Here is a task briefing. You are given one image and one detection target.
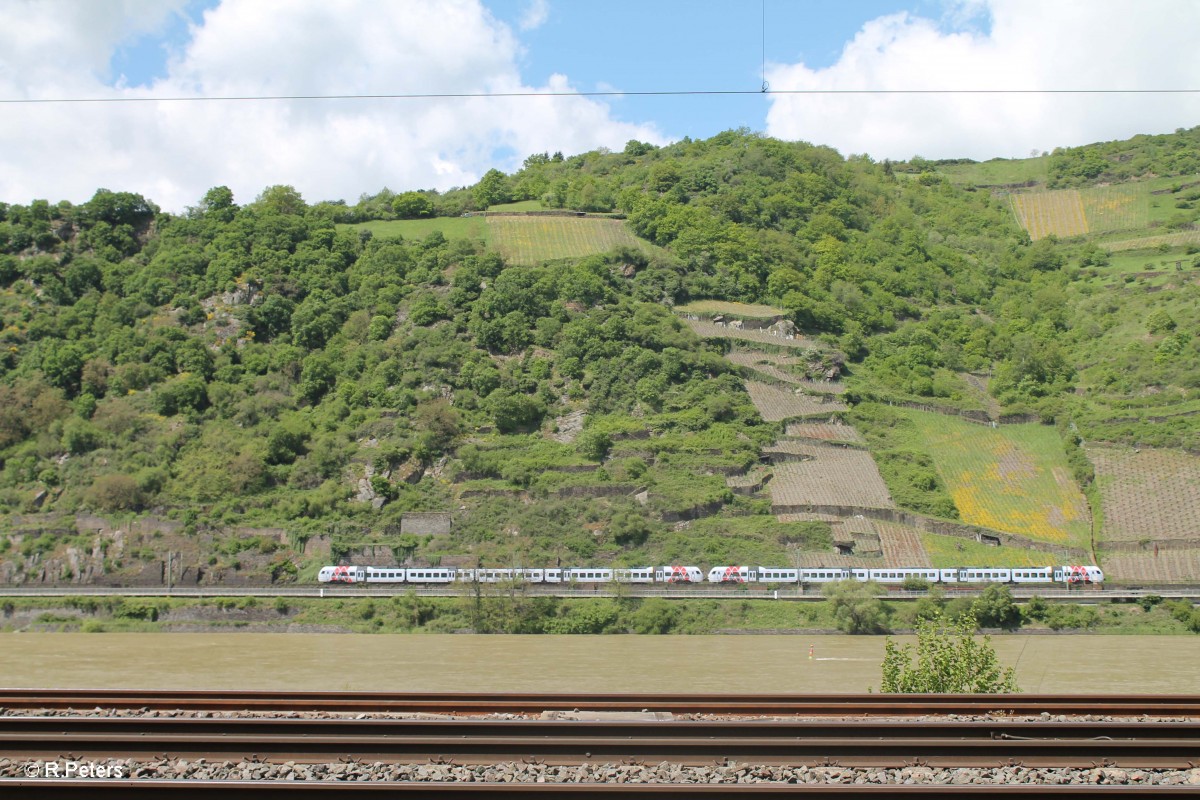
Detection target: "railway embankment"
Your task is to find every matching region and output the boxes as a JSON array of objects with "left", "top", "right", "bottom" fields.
[{"left": 0, "top": 591, "right": 1195, "bottom": 635}]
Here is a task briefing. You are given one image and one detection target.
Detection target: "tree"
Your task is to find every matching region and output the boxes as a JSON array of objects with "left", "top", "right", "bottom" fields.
[
  {"left": 253, "top": 185, "right": 306, "bottom": 216},
  {"left": 392, "top": 191, "right": 434, "bottom": 219},
  {"left": 879, "top": 611, "right": 1019, "bottom": 693},
  {"left": 971, "top": 584, "right": 1021, "bottom": 630},
  {"left": 473, "top": 169, "right": 511, "bottom": 209},
  {"left": 823, "top": 580, "right": 887, "bottom": 634}
]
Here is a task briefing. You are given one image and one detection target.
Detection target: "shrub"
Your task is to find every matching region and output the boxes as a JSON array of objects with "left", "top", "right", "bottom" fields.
[
  {"left": 880, "top": 611, "right": 1019, "bottom": 693},
  {"left": 84, "top": 474, "right": 143, "bottom": 512}
]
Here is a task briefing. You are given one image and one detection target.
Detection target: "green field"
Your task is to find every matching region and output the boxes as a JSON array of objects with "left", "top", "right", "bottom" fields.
[
  {"left": 487, "top": 200, "right": 545, "bottom": 212},
  {"left": 903, "top": 410, "right": 1092, "bottom": 548},
  {"left": 675, "top": 300, "right": 786, "bottom": 319},
  {"left": 934, "top": 156, "right": 1049, "bottom": 187},
  {"left": 341, "top": 213, "right": 648, "bottom": 263},
  {"left": 341, "top": 216, "right": 488, "bottom": 242},
  {"left": 488, "top": 216, "right": 649, "bottom": 264},
  {"left": 920, "top": 532, "right": 1058, "bottom": 568}
]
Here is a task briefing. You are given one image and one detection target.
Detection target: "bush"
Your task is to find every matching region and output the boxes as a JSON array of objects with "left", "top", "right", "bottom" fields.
[
  {"left": 880, "top": 611, "right": 1019, "bottom": 693},
  {"left": 823, "top": 580, "right": 887, "bottom": 634},
  {"left": 84, "top": 474, "right": 144, "bottom": 512},
  {"left": 971, "top": 584, "right": 1021, "bottom": 630}
]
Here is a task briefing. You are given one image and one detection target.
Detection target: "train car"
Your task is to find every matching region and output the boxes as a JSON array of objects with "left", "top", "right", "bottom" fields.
[
  {"left": 656, "top": 566, "right": 704, "bottom": 583},
  {"left": 614, "top": 567, "right": 655, "bottom": 583},
  {"left": 400, "top": 567, "right": 456, "bottom": 583},
  {"left": 318, "top": 566, "right": 366, "bottom": 583},
  {"left": 708, "top": 566, "right": 751, "bottom": 583},
  {"left": 867, "top": 567, "right": 941, "bottom": 585},
  {"left": 798, "top": 568, "right": 851, "bottom": 583},
  {"left": 1058, "top": 565, "right": 1104, "bottom": 584},
  {"left": 563, "top": 567, "right": 613, "bottom": 583},
  {"left": 365, "top": 567, "right": 407, "bottom": 583},
  {"left": 952, "top": 568, "right": 1013, "bottom": 584},
  {"left": 754, "top": 567, "right": 799, "bottom": 583},
  {"left": 1010, "top": 567, "right": 1054, "bottom": 584},
  {"left": 708, "top": 566, "right": 800, "bottom": 583},
  {"left": 455, "top": 568, "right": 546, "bottom": 583}
]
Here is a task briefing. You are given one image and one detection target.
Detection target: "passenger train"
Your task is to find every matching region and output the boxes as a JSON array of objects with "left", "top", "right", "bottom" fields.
[{"left": 318, "top": 564, "right": 1103, "bottom": 585}]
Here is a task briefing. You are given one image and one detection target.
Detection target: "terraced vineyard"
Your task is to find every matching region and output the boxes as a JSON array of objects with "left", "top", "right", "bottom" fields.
[
  {"left": 768, "top": 443, "right": 895, "bottom": 510},
  {"left": 1087, "top": 446, "right": 1200, "bottom": 543},
  {"left": 487, "top": 216, "right": 647, "bottom": 264},
  {"left": 784, "top": 422, "right": 864, "bottom": 443},
  {"left": 904, "top": 411, "right": 1091, "bottom": 548},
  {"left": 744, "top": 381, "right": 847, "bottom": 421},
  {"left": 1081, "top": 183, "right": 1150, "bottom": 233},
  {"left": 792, "top": 551, "right": 880, "bottom": 568},
  {"left": 1105, "top": 230, "right": 1200, "bottom": 251},
  {"left": 1100, "top": 548, "right": 1200, "bottom": 583},
  {"left": 874, "top": 521, "right": 933, "bottom": 566},
  {"left": 1009, "top": 190, "right": 1088, "bottom": 240}
]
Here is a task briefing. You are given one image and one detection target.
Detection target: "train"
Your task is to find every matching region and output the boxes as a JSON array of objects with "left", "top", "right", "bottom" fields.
[{"left": 318, "top": 564, "right": 1104, "bottom": 585}]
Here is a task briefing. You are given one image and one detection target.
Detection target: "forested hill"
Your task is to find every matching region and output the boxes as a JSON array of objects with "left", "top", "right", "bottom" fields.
[{"left": 2, "top": 126, "right": 1199, "bottom": 588}]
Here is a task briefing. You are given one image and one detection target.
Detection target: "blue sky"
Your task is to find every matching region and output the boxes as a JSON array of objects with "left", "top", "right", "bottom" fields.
[
  {"left": 105, "top": 1, "right": 979, "bottom": 144},
  {"left": 1, "top": 0, "right": 1197, "bottom": 211}
]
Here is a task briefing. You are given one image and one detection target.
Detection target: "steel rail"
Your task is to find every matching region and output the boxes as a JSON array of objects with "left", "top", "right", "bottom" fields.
[
  {"left": 2, "top": 690, "right": 1198, "bottom": 716},
  {"left": 4, "top": 780, "right": 1200, "bottom": 797},
  {"left": 3, "top": 717, "right": 1200, "bottom": 768}
]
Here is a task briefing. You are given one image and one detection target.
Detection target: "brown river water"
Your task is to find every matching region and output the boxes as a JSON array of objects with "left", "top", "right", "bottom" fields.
[{"left": 1, "top": 634, "right": 1198, "bottom": 693}]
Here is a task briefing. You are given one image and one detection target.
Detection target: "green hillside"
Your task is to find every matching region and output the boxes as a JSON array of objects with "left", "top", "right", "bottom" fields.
[{"left": 2, "top": 127, "right": 1200, "bottom": 587}]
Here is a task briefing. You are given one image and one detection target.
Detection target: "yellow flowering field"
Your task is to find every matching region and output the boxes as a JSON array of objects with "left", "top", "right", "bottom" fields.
[{"left": 905, "top": 410, "right": 1092, "bottom": 549}]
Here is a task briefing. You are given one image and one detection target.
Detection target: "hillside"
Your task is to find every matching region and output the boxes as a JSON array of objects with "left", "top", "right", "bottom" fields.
[{"left": 2, "top": 127, "right": 1200, "bottom": 587}]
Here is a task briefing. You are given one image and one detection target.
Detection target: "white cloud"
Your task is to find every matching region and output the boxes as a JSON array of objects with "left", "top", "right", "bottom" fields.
[
  {"left": 0, "top": 0, "right": 661, "bottom": 211},
  {"left": 765, "top": 0, "right": 1200, "bottom": 161},
  {"left": 519, "top": 0, "right": 550, "bottom": 31}
]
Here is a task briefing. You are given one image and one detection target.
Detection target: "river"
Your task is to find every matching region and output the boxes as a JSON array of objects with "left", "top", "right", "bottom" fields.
[{"left": 2, "top": 634, "right": 1198, "bottom": 693}]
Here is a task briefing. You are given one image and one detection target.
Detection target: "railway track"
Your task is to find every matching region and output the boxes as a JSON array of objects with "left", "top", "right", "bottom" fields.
[
  {"left": 4, "top": 689, "right": 1200, "bottom": 716},
  {"left": 4, "top": 692, "right": 1200, "bottom": 795},
  {"left": 1, "top": 715, "right": 1200, "bottom": 767}
]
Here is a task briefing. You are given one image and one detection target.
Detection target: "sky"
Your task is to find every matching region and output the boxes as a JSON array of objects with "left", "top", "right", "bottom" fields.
[{"left": 2, "top": 0, "right": 1199, "bottom": 212}]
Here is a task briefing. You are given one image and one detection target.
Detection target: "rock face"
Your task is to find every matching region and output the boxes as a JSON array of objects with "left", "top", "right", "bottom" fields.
[{"left": 0, "top": 514, "right": 300, "bottom": 586}]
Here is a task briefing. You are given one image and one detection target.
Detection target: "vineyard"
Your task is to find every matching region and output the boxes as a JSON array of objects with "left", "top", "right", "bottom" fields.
[
  {"left": 1081, "top": 183, "right": 1150, "bottom": 233},
  {"left": 1009, "top": 190, "right": 1089, "bottom": 240},
  {"left": 874, "top": 521, "right": 933, "bottom": 566},
  {"left": 487, "top": 216, "right": 647, "bottom": 264},
  {"left": 1087, "top": 446, "right": 1200, "bottom": 544},
  {"left": 768, "top": 443, "right": 895, "bottom": 510},
  {"left": 784, "top": 422, "right": 865, "bottom": 443},
  {"left": 744, "top": 381, "right": 847, "bottom": 421},
  {"left": 1097, "top": 549, "right": 1200, "bottom": 583},
  {"left": 1105, "top": 230, "right": 1200, "bottom": 251},
  {"left": 904, "top": 410, "right": 1092, "bottom": 548}
]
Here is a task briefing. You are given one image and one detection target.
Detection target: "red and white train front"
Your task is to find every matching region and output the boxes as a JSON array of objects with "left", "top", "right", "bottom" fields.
[{"left": 317, "top": 566, "right": 365, "bottom": 583}]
